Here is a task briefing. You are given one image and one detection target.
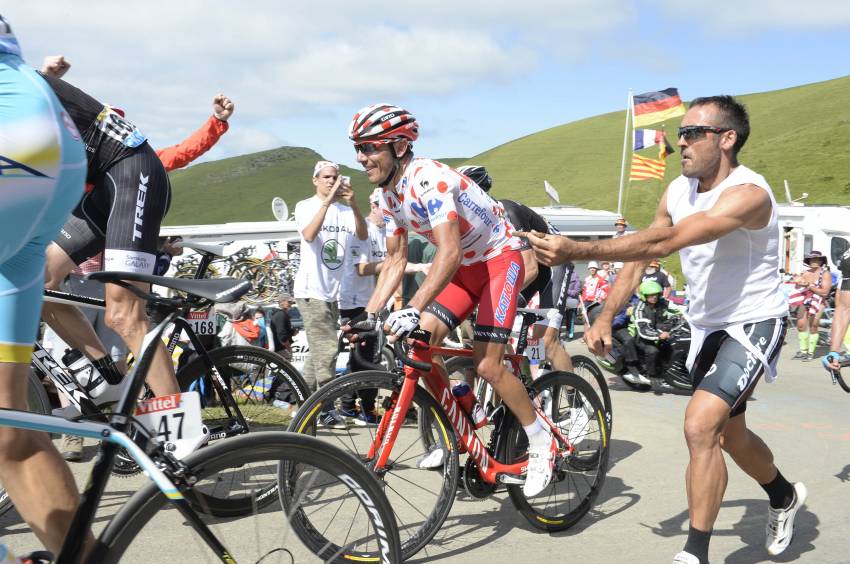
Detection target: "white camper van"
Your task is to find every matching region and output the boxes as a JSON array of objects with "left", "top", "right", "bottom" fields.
[{"left": 777, "top": 204, "right": 850, "bottom": 275}]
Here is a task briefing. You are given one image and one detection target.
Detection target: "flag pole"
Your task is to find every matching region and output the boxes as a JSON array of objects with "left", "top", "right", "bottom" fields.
[{"left": 616, "top": 89, "right": 633, "bottom": 216}]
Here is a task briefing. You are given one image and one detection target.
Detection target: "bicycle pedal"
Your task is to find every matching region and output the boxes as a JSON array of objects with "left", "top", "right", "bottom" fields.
[{"left": 497, "top": 473, "right": 525, "bottom": 485}]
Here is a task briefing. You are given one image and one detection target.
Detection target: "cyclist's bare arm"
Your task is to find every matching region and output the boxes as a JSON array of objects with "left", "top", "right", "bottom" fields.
[
  {"left": 365, "top": 231, "right": 408, "bottom": 313},
  {"left": 357, "top": 260, "right": 425, "bottom": 277},
  {"left": 520, "top": 183, "right": 772, "bottom": 264},
  {"left": 406, "top": 222, "right": 462, "bottom": 313}
]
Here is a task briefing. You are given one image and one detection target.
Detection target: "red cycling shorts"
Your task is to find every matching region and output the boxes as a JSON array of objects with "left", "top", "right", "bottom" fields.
[{"left": 424, "top": 250, "right": 524, "bottom": 344}]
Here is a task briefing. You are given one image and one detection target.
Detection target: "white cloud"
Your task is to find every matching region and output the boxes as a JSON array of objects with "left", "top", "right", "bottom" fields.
[{"left": 650, "top": 0, "right": 850, "bottom": 31}]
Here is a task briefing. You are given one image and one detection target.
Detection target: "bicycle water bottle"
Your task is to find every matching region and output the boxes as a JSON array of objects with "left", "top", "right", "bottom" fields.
[
  {"left": 61, "top": 348, "right": 108, "bottom": 398},
  {"left": 451, "top": 383, "right": 488, "bottom": 429}
]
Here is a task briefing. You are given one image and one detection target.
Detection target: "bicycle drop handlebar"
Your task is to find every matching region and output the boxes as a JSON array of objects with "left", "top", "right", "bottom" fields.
[{"left": 348, "top": 327, "right": 433, "bottom": 372}]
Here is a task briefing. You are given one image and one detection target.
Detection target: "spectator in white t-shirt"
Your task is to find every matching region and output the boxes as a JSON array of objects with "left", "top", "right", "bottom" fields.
[{"left": 294, "top": 161, "right": 367, "bottom": 427}]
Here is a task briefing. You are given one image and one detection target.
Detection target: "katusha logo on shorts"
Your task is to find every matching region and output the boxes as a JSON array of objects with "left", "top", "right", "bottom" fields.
[{"left": 322, "top": 240, "right": 343, "bottom": 270}]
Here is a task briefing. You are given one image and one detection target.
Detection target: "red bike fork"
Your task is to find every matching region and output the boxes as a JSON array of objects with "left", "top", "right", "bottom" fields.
[{"left": 371, "top": 372, "right": 419, "bottom": 469}]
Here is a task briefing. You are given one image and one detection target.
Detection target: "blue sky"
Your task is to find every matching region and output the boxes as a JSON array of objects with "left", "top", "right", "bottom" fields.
[{"left": 7, "top": 1, "right": 850, "bottom": 169}]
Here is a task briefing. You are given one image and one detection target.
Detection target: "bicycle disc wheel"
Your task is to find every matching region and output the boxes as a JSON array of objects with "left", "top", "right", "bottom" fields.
[
  {"left": 176, "top": 345, "right": 310, "bottom": 515},
  {"left": 287, "top": 370, "right": 459, "bottom": 561},
  {"left": 93, "top": 432, "right": 402, "bottom": 564},
  {"left": 570, "top": 354, "right": 613, "bottom": 437},
  {"left": 499, "top": 370, "right": 609, "bottom": 532}
]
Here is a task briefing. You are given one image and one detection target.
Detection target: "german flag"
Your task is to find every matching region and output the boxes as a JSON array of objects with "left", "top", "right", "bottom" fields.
[
  {"left": 633, "top": 88, "right": 686, "bottom": 128},
  {"left": 630, "top": 153, "right": 666, "bottom": 181}
]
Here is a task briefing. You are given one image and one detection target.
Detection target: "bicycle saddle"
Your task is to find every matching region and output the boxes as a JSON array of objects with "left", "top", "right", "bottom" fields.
[
  {"left": 175, "top": 239, "right": 228, "bottom": 257},
  {"left": 87, "top": 271, "right": 251, "bottom": 303}
]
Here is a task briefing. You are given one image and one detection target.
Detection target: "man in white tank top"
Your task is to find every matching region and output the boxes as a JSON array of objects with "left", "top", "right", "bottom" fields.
[{"left": 520, "top": 96, "right": 805, "bottom": 564}]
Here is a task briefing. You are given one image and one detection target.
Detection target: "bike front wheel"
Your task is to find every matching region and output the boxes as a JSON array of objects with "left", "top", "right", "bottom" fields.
[
  {"left": 286, "top": 370, "right": 459, "bottom": 561},
  {"left": 93, "top": 432, "right": 402, "bottom": 563},
  {"left": 570, "top": 354, "right": 613, "bottom": 437}
]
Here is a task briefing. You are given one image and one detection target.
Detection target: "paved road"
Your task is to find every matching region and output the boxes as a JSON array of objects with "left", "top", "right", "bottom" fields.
[{"left": 2, "top": 328, "right": 849, "bottom": 563}]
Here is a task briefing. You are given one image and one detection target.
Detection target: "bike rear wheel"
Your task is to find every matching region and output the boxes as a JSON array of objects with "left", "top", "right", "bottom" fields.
[
  {"left": 499, "top": 370, "right": 609, "bottom": 532},
  {"left": 93, "top": 432, "right": 402, "bottom": 563},
  {"left": 175, "top": 345, "right": 310, "bottom": 516},
  {"left": 287, "top": 370, "right": 459, "bottom": 561}
]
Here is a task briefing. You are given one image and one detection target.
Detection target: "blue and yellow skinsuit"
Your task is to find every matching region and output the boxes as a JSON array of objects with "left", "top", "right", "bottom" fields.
[{"left": 0, "top": 18, "right": 86, "bottom": 363}]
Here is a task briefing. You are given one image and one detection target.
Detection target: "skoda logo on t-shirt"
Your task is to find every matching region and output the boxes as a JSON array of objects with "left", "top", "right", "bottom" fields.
[{"left": 322, "top": 240, "right": 343, "bottom": 270}]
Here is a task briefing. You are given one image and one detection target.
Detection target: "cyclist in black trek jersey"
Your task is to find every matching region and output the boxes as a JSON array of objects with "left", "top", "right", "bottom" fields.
[
  {"left": 37, "top": 60, "right": 179, "bottom": 397},
  {"left": 456, "top": 166, "right": 577, "bottom": 374}
]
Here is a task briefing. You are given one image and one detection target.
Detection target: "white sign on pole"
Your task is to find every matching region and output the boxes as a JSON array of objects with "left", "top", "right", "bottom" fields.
[
  {"left": 272, "top": 197, "right": 289, "bottom": 221},
  {"left": 544, "top": 180, "right": 560, "bottom": 205}
]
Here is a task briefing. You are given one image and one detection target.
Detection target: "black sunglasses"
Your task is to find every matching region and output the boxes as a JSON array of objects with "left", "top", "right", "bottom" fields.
[
  {"left": 677, "top": 125, "right": 732, "bottom": 142},
  {"left": 354, "top": 141, "right": 391, "bottom": 155}
]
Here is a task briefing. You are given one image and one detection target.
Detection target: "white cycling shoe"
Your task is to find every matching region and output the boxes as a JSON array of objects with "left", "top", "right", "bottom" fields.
[
  {"left": 672, "top": 551, "right": 700, "bottom": 564},
  {"left": 523, "top": 432, "right": 557, "bottom": 497},
  {"left": 766, "top": 482, "right": 807, "bottom": 556}
]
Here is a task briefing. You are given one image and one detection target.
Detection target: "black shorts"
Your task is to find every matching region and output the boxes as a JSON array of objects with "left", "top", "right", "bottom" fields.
[
  {"left": 55, "top": 143, "right": 170, "bottom": 274},
  {"left": 531, "top": 263, "right": 575, "bottom": 330},
  {"left": 691, "top": 317, "right": 788, "bottom": 417}
]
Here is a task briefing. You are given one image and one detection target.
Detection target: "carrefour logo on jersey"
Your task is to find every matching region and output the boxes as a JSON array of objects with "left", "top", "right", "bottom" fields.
[
  {"left": 410, "top": 199, "right": 443, "bottom": 219},
  {"left": 457, "top": 193, "right": 494, "bottom": 227}
]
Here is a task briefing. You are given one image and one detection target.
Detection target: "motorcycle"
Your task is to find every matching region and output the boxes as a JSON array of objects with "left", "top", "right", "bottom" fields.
[{"left": 596, "top": 314, "right": 693, "bottom": 393}]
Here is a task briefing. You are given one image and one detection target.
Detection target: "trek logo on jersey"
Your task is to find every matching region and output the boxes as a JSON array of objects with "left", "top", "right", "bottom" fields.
[
  {"left": 132, "top": 173, "right": 149, "bottom": 241},
  {"left": 0, "top": 155, "right": 48, "bottom": 178},
  {"left": 495, "top": 261, "right": 521, "bottom": 324}
]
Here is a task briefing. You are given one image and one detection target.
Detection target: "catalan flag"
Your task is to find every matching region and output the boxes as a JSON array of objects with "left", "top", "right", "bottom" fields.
[
  {"left": 630, "top": 153, "right": 666, "bottom": 181},
  {"left": 633, "top": 88, "right": 686, "bottom": 128}
]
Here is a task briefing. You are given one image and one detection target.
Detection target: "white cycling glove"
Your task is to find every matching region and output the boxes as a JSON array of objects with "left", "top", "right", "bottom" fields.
[{"left": 385, "top": 307, "right": 421, "bottom": 337}]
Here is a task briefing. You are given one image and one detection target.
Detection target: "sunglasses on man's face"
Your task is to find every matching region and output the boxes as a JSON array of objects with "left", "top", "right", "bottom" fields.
[
  {"left": 354, "top": 141, "right": 391, "bottom": 155},
  {"left": 677, "top": 125, "right": 732, "bottom": 142}
]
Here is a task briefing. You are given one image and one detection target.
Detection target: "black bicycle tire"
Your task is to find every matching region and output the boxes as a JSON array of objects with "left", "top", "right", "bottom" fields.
[
  {"left": 570, "top": 354, "right": 613, "bottom": 437},
  {"left": 90, "top": 432, "right": 402, "bottom": 564},
  {"left": 175, "top": 345, "right": 310, "bottom": 516},
  {"left": 834, "top": 370, "right": 850, "bottom": 393},
  {"left": 286, "top": 370, "right": 459, "bottom": 561},
  {"left": 500, "top": 370, "right": 609, "bottom": 532}
]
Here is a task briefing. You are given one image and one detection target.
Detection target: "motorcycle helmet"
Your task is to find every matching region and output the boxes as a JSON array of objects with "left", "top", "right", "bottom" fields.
[{"left": 638, "top": 280, "right": 663, "bottom": 301}]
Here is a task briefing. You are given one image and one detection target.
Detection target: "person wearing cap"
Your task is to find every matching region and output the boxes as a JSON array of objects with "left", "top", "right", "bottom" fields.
[
  {"left": 613, "top": 217, "right": 629, "bottom": 238},
  {"left": 582, "top": 261, "right": 609, "bottom": 304},
  {"left": 294, "top": 161, "right": 367, "bottom": 428},
  {"left": 643, "top": 259, "right": 672, "bottom": 299},
  {"left": 790, "top": 251, "right": 831, "bottom": 360}
]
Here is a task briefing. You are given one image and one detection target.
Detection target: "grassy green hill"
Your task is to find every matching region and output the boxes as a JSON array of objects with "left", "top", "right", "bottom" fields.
[{"left": 166, "top": 75, "right": 850, "bottom": 284}]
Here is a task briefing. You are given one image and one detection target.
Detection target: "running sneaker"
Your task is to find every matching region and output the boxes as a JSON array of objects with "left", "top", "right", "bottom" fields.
[
  {"left": 671, "top": 551, "right": 700, "bottom": 564},
  {"left": 523, "top": 432, "right": 557, "bottom": 497},
  {"left": 60, "top": 434, "right": 83, "bottom": 462},
  {"left": 337, "top": 406, "right": 360, "bottom": 419},
  {"left": 622, "top": 372, "right": 640, "bottom": 385},
  {"left": 802, "top": 353, "right": 815, "bottom": 362},
  {"left": 354, "top": 410, "right": 378, "bottom": 426},
  {"left": 417, "top": 443, "right": 445, "bottom": 469},
  {"left": 318, "top": 409, "right": 348, "bottom": 430},
  {"left": 791, "top": 351, "right": 807, "bottom": 360},
  {"left": 766, "top": 482, "right": 808, "bottom": 556}
]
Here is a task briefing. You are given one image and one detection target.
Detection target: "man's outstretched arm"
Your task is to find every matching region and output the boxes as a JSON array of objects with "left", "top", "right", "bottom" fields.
[{"left": 519, "top": 184, "right": 772, "bottom": 265}]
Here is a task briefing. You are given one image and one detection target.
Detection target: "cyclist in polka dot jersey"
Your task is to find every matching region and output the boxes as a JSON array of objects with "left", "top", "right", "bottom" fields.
[
  {"left": 349, "top": 104, "right": 558, "bottom": 498},
  {"left": 379, "top": 158, "right": 524, "bottom": 264}
]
